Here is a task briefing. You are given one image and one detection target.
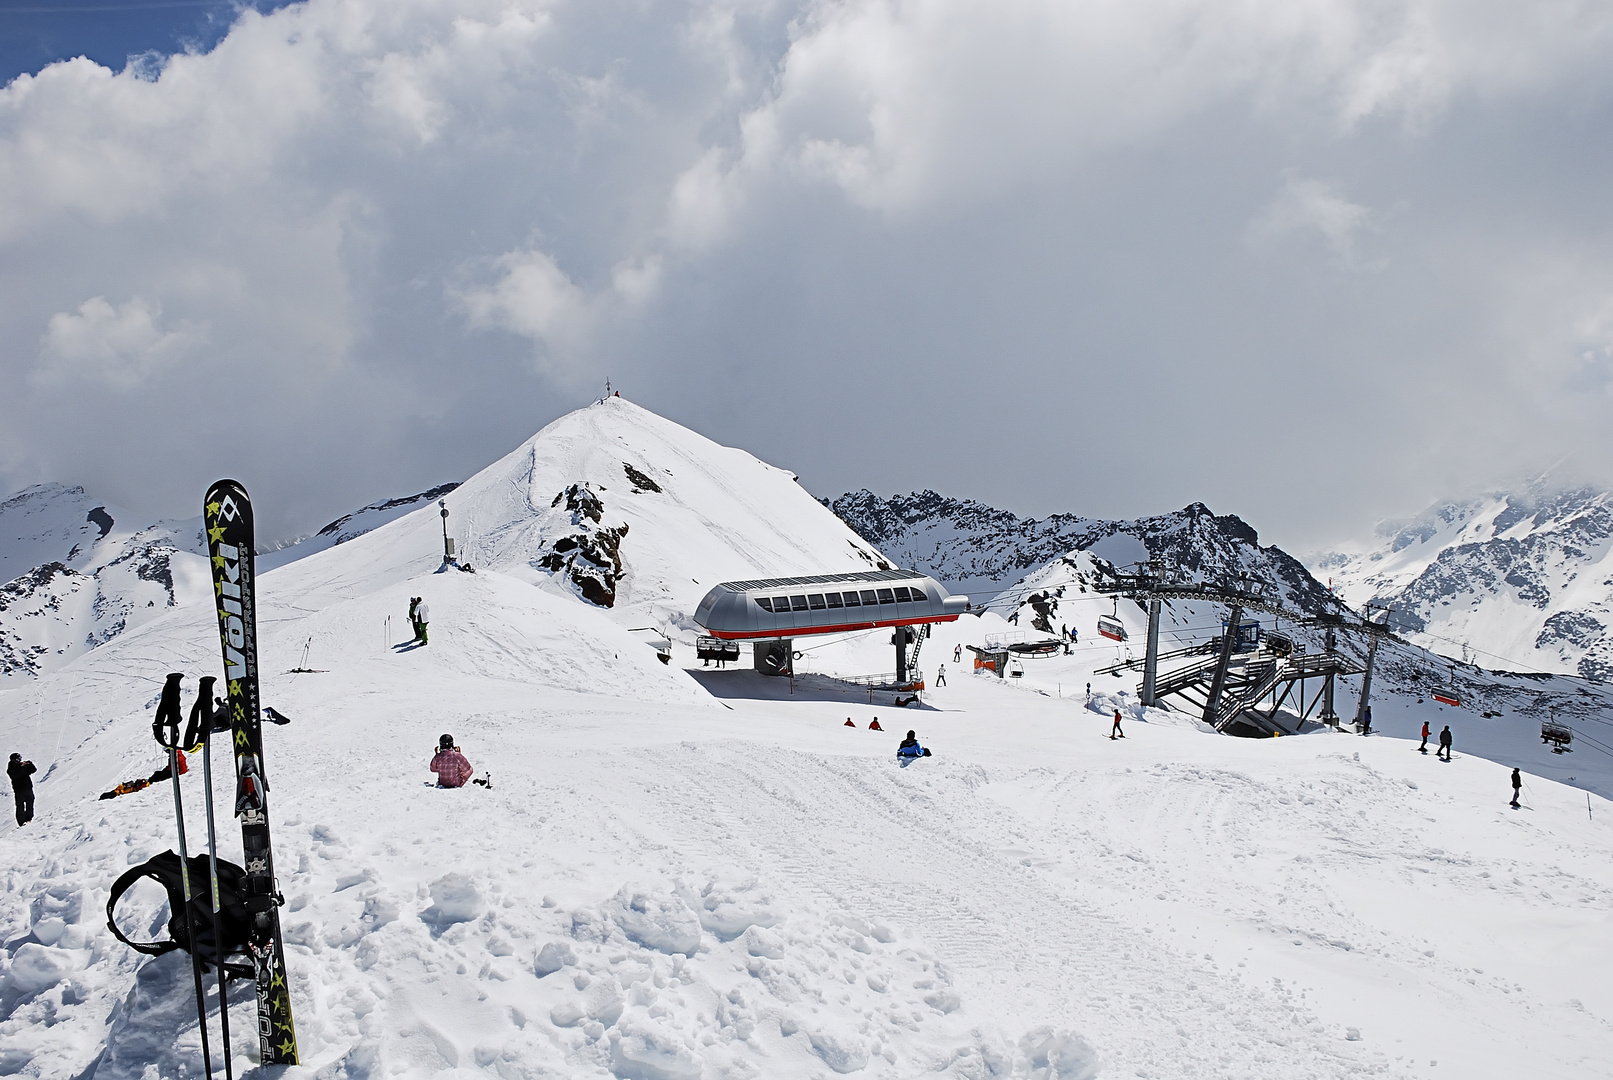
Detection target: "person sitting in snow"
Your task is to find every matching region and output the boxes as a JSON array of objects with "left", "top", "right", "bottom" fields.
[
  {"left": 430, "top": 734, "right": 473, "bottom": 788},
  {"left": 897, "top": 730, "right": 931, "bottom": 760}
]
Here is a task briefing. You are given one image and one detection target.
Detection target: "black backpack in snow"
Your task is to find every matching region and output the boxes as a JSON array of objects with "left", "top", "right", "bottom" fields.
[{"left": 106, "top": 850, "right": 253, "bottom": 977}]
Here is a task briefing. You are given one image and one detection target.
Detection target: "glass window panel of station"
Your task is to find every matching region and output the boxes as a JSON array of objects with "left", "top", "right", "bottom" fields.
[
  {"left": 842, "top": 591, "right": 861, "bottom": 607},
  {"left": 755, "top": 597, "right": 773, "bottom": 612},
  {"left": 876, "top": 589, "right": 895, "bottom": 605},
  {"left": 790, "top": 595, "right": 810, "bottom": 611},
  {"left": 771, "top": 597, "right": 789, "bottom": 612},
  {"left": 860, "top": 590, "right": 878, "bottom": 605},
  {"left": 893, "top": 587, "right": 911, "bottom": 602},
  {"left": 825, "top": 593, "right": 844, "bottom": 608},
  {"left": 808, "top": 594, "right": 826, "bottom": 610}
]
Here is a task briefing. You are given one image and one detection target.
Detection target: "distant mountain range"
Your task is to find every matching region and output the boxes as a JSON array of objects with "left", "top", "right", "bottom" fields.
[
  {"left": 825, "top": 489, "right": 1336, "bottom": 614},
  {"left": 0, "top": 481, "right": 457, "bottom": 678},
  {"left": 1313, "top": 486, "right": 1613, "bottom": 682}
]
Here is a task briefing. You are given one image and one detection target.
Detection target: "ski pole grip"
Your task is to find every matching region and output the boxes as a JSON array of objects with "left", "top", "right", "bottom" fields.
[
  {"left": 183, "top": 676, "right": 217, "bottom": 749},
  {"left": 153, "top": 673, "right": 186, "bottom": 748}
]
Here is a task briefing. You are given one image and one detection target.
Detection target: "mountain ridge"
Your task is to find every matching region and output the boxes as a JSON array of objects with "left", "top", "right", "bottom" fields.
[{"left": 826, "top": 488, "right": 1336, "bottom": 614}]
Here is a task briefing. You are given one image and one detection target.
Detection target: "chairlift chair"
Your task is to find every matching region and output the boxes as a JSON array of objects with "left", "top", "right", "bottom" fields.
[
  {"left": 1541, "top": 720, "right": 1573, "bottom": 753},
  {"left": 1097, "top": 596, "right": 1128, "bottom": 642}
]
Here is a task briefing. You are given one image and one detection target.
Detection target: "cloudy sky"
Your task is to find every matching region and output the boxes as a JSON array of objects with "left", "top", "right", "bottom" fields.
[{"left": 2, "top": 0, "right": 1611, "bottom": 550}]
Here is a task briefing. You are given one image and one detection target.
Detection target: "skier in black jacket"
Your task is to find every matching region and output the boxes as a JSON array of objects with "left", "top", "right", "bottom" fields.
[
  {"left": 8, "top": 753, "right": 36, "bottom": 826},
  {"left": 1510, "top": 767, "right": 1522, "bottom": 808},
  {"left": 1437, "top": 725, "right": 1453, "bottom": 761}
]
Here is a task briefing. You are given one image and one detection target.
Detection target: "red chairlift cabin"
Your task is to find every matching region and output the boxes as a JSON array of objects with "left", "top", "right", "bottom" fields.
[{"left": 1097, "top": 615, "right": 1127, "bottom": 642}]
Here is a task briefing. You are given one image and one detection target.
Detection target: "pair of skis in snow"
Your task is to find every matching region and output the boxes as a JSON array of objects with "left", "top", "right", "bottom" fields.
[{"left": 155, "top": 481, "right": 298, "bottom": 1076}]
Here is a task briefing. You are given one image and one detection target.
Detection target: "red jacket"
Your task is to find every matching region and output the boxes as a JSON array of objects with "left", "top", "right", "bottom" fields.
[{"left": 431, "top": 749, "right": 473, "bottom": 788}]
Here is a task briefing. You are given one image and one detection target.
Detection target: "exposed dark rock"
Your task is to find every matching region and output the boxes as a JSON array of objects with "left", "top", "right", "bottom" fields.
[
  {"left": 86, "top": 506, "right": 114, "bottom": 540},
  {"left": 624, "top": 463, "right": 662, "bottom": 494},
  {"left": 538, "top": 484, "right": 628, "bottom": 607},
  {"left": 552, "top": 483, "right": 604, "bottom": 523}
]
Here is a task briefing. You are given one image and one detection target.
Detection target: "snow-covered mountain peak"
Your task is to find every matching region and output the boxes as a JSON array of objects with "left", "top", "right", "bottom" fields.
[
  {"left": 1313, "top": 485, "right": 1613, "bottom": 678},
  {"left": 308, "top": 396, "right": 893, "bottom": 634}
]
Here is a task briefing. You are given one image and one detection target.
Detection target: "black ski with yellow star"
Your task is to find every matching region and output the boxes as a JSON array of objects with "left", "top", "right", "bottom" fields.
[{"left": 203, "top": 480, "right": 299, "bottom": 1066}]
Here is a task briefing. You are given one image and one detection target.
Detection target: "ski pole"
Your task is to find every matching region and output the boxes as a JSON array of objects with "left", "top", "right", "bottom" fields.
[
  {"left": 153, "top": 673, "right": 215, "bottom": 1079},
  {"left": 187, "top": 677, "right": 233, "bottom": 1080}
]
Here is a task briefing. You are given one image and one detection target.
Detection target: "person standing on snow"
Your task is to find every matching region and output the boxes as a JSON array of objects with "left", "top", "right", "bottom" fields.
[
  {"left": 953, "top": 644, "right": 962, "bottom": 664},
  {"left": 1437, "top": 725, "right": 1453, "bottom": 761},
  {"left": 8, "top": 752, "right": 36, "bottom": 826},
  {"left": 415, "top": 598, "right": 431, "bottom": 646},
  {"left": 408, "top": 597, "right": 422, "bottom": 642},
  {"left": 1419, "top": 721, "right": 1431, "bottom": 754},
  {"left": 936, "top": 664, "right": 947, "bottom": 687},
  {"left": 1510, "top": 767, "right": 1522, "bottom": 808},
  {"left": 430, "top": 734, "right": 473, "bottom": 788},
  {"left": 1110, "top": 710, "right": 1125, "bottom": 740}
]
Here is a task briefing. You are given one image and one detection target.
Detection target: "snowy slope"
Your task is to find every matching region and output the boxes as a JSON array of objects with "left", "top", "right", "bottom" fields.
[
  {"left": 830, "top": 490, "right": 1334, "bottom": 613},
  {"left": 5, "top": 402, "right": 1613, "bottom": 1080},
  {"left": 5, "top": 585, "right": 1613, "bottom": 1079},
  {"left": 1314, "top": 486, "right": 1613, "bottom": 679}
]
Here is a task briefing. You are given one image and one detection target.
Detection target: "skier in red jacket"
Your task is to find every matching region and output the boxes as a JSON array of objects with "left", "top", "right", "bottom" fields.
[{"left": 430, "top": 734, "right": 473, "bottom": 788}]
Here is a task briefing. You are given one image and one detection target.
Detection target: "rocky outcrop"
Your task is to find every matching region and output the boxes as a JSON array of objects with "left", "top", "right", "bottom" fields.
[{"left": 537, "top": 484, "right": 630, "bottom": 607}]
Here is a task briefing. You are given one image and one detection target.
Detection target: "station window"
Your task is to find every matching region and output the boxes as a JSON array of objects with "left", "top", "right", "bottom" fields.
[
  {"left": 893, "top": 587, "right": 911, "bottom": 602},
  {"left": 808, "top": 594, "right": 826, "bottom": 609},
  {"left": 876, "top": 588, "right": 895, "bottom": 605},
  {"left": 825, "top": 593, "right": 844, "bottom": 608},
  {"left": 842, "top": 591, "right": 860, "bottom": 607},
  {"left": 860, "top": 590, "right": 878, "bottom": 605},
  {"left": 771, "top": 597, "right": 789, "bottom": 612},
  {"left": 755, "top": 597, "right": 772, "bottom": 612},
  {"left": 790, "top": 595, "right": 809, "bottom": 611}
]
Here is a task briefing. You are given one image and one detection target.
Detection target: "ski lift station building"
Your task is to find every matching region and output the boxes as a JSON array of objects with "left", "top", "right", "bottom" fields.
[{"left": 693, "top": 569, "right": 968, "bottom": 679}]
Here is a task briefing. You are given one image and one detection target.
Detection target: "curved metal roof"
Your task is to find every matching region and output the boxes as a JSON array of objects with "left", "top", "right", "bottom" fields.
[{"left": 694, "top": 569, "right": 968, "bottom": 640}]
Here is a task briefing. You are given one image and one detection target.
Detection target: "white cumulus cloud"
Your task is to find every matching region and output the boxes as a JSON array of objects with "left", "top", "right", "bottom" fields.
[{"left": 35, "top": 296, "right": 206, "bottom": 390}]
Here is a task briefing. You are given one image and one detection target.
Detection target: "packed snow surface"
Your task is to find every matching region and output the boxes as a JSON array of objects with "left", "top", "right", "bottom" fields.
[{"left": 3, "top": 400, "right": 1612, "bottom": 1079}]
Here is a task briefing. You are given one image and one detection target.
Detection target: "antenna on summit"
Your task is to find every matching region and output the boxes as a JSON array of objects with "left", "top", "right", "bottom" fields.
[{"left": 604, "top": 377, "right": 612, "bottom": 402}]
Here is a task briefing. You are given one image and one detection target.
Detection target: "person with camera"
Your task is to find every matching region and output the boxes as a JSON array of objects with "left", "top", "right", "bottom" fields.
[{"left": 430, "top": 734, "right": 473, "bottom": 788}]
